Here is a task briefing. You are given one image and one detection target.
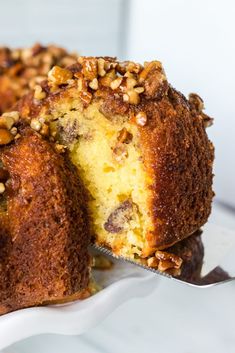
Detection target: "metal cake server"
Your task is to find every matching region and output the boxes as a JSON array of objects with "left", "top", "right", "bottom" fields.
[{"left": 92, "top": 223, "right": 235, "bottom": 288}]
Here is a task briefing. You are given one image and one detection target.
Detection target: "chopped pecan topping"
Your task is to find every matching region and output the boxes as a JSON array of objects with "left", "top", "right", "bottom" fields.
[
  {"left": 117, "top": 61, "right": 143, "bottom": 75},
  {"left": 78, "top": 57, "right": 98, "bottom": 81},
  {"left": 140, "top": 61, "right": 167, "bottom": 99},
  {"left": 123, "top": 93, "right": 129, "bottom": 103},
  {"left": 89, "top": 78, "right": 99, "bottom": 90},
  {"left": 79, "top": 90, "right": 92, "bottom": 106},
  {"left": 34, "top": 84, "right": 46, "bottom": 100},
  {"left": 97, "top": 58, "right": 106, "bottom": 77},
  {"left": 201, "top": 114, "right": 213, "bottom": 128},
  {"left": 188, "top": 93, "right": 213, "bottom": 128},
  {"left": 125, "top": 90, "right": 140, "bottom": 105},
  {"left": 134, "top": 86, "right": 145, "bottom": 94},
  {"left": 0, "top": 111, "right": 19, "bottom": 134},
  {"left": 145, "top": 249, "right": 183, "bottom": 274},
  {"left": 0, "top": 116, "right": 15, "bottom": 130},
  {"left": 14, "top": 133, "right": 21, "bottom": 140},
  {"left": 110, "top": 77, "right": 122, "bottom": 90},
  {"left": 10, "top": 127, "right": 18, "bottom": 136},
  {"left": 126, "top": 77, "right": 137, "bottom": 90},
  {"left": 147, "top": 257, "right": 159, "bottom": 268},
  {"left": 0, "top": 44, "right": 78, "bottom": 114},
  {"left": 34, "top": 56, "right": 170, "bottom": 115},
  {"left": 188, "top": 93, "right": 204, "bottom": 112},
  {"left": 2, "top": 111, "right": 19, "bottom": 123},
  {"left": 0, "top": 129, "right": 14, "bottom": 145},
  {"left": 30, "top": 118, "right": 42, "bottom": 132},
  {"left": 48, "top": 66, "right": 73, "bottom": 86}
]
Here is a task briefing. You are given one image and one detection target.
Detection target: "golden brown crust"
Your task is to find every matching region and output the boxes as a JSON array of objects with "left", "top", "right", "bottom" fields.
[
  {"left": 15, "top": 56, "right": 214, "bottom": 252},
  {"left": 0, "top": 43, "right": 77, "bottom": 113},
  {"left": 0, "top": 127, "right": 90, "bottom": 315},
  {"left": 140, "top": 88, "right": 214, "bottom": 251}
]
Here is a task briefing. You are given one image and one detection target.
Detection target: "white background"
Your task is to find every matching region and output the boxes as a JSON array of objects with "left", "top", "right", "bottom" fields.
[
  {"left": 0, "top": 0, "right": 128, "bottom": 56},
  {"left": 126, "top": 0, "right": 235, "bottom": 207}
]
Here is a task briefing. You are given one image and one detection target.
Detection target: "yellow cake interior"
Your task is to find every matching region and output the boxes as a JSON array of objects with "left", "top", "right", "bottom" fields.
[{"left": 47, "top": 97, "right": 154, "bottom": 258}]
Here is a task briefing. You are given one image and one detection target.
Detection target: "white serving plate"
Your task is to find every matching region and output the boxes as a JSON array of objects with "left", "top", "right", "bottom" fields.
[{"left": 0, "top": 257, "right": 157, "bottom": 350}]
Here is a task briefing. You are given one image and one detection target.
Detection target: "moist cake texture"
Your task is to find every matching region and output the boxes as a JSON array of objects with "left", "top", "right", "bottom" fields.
[{"left": 15, "top": 56, "right": 214, "bottom": 272}]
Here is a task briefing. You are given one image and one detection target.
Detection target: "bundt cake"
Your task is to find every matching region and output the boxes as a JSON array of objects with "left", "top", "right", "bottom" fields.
[
  {"left": 15, "top": 56, "right": 214, "bottom": 273},
  {"left": 0, "top": 43, "right": 77, "bottom": 114},
  {"left": 0, "top": 120, "right": 91, "bottom": 315}
]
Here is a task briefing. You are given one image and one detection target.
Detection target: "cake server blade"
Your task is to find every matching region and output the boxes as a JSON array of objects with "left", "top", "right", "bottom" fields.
[{"left": 92, "top": 223, "right": 235, "bottom": 288}]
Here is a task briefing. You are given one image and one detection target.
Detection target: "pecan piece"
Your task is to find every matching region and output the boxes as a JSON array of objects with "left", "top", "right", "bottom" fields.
[
  {"left": 104, "top": 200, "right": 134, "bottom": 233},
  {"left": 0, "top": 129, "right": 14, "bottom": 145},
  {"left": 188, "top": 93, "right": 213, "bottom": 128},
  {"left": 78, "top": 57, "right": 97, "bottom": 81},
  {"left": 48, "top": 66, "right": 73, "bottom": 86},
  {"left": 188, "top": 93, "right": 204, "bottom": 112},
  {"left": 140, "top": 61, "right": 168, "bottom": 99},
  {"left": 155, "top": 250, "right": 183, "bottom": 272}
]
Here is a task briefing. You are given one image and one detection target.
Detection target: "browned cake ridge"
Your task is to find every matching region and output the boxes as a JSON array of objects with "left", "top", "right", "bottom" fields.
[{"left": 0, "top": 126, "right": 91, "bottom": 315}]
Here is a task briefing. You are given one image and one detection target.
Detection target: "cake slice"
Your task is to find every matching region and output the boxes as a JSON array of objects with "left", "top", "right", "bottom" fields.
[
  {"left": 0, "top": 124, "right": 91, "bottom": 315},
  {"left": 16, "top": 56, "right": 214, "bottom": 269}
]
